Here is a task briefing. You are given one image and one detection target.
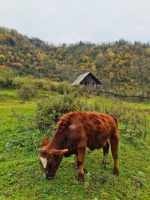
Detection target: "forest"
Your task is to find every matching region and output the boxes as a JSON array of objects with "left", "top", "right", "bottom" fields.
[{"left": 0, "top": 26, "right": 150, "bottom": 97}]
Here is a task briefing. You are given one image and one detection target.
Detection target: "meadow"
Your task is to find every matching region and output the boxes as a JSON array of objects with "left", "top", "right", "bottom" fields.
[{"left": 0, "top": 89, "right": 150, "bottom": 200}]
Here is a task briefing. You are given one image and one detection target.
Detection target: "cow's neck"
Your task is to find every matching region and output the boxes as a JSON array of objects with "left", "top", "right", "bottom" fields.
[{"left": 48, "top": 130, "right": 66, "bottom": 150}]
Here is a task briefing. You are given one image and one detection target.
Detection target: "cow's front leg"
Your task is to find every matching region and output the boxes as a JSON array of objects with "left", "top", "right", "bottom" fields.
[{"left": 76, "top": 148, "right": 86, "bottom": 184}]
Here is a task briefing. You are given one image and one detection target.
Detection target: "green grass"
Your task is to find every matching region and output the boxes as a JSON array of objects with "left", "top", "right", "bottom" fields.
[
  {"left": 0, "top": 89, "right": 57, "bottom": 131},
  {"left": 0, "top": 102, "right": 36, "bottom": 131},
  {"left": 0, "top": 89, "right": 150, "bottom": 200}
]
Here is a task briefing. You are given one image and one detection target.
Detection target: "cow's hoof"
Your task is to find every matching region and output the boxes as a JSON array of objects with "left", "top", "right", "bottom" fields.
[
  {"left": 79, "top": 181, "right": 84, "bottom": 185},
  {"left": 46, "top": 176, "right": 54, "bottom": 180},
  {"left": 113, "top": 170, "right": 119, "bottom": 176},
  {"left": 78, "top": 173, "right": 84, "bottom": 184}
]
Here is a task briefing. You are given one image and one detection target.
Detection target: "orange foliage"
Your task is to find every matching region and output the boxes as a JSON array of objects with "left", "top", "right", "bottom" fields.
[
  {"left": 0, "top": 65, "right": 6, "bottom": 69},
  {"left": 12, "top": 62, "right": 22, "bottom": 67},
  {"left": 44, "top": 78, "right": 52, "bottom": 82}
]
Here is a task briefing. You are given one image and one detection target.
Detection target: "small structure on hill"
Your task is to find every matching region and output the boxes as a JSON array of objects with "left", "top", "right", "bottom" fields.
[{"left": 72, "top": 72, "right": 101, "bottom": 90}]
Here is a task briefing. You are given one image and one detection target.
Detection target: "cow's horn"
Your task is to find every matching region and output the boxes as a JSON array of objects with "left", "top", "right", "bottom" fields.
[{"left": 53, "top": 149, "right": 68, "bottom": 155}]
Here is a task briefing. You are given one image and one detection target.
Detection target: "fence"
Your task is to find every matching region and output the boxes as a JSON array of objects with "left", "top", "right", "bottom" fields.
[{"left": 97, "top": 90, "right": 150, "bottom": 102}]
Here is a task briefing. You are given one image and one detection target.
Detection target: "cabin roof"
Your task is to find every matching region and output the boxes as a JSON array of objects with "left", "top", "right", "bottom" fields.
[{"left": 72, "top": 72, "right": 101, "bottom": 85}]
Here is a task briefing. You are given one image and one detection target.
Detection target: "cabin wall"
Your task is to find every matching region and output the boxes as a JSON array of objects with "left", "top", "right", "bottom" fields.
[{"left": 81, "top": 76, "right": 97, "bottom": 90}]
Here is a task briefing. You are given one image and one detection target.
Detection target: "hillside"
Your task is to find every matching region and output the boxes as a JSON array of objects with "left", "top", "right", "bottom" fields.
[{"left": 0, "top": 26, "right": 150, "bottom": 96}]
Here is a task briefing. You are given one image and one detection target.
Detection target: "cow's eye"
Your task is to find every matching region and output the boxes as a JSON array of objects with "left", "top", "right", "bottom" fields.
[{"left": 42, "top": 151, "right": 47, "bottom": 157}]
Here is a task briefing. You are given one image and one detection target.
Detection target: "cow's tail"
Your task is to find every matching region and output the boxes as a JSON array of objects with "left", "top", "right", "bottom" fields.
[{"left": 110, "top": 115, "right": 118, "bottom": 126}]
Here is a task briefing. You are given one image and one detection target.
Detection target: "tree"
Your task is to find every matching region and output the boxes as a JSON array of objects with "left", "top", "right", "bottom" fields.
[{"left": 0, "top": 54, "right": 6, "bottom": 64}]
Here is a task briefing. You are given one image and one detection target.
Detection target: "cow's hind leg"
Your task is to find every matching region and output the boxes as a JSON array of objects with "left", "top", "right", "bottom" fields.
[
  {"left": 110, "top": 135, "right": 119, "bottom": 175},
  {"left": 102, "top": 142, "right": 109, "bottom": 168},
  {"left": 76, "top": 148, "right": 86, "bottom": 184}
]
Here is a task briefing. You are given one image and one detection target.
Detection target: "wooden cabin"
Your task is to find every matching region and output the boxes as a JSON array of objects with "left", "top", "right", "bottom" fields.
[{"left": 72, "top": 72, "right": 101, "bottom": 90}]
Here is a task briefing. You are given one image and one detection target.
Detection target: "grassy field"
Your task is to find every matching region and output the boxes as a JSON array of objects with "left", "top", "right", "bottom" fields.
[{"left": 0, "top": 89, "right": 150, "bottom": 200}]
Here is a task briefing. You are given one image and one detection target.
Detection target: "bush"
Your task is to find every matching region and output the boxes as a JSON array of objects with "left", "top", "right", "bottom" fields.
[
  {"left": 13, "top": 77, "right": 29, "bottom": 89},
  {"left": 35, "top": 93, "right": 89, "bottom": 131},
  {"left": 32, "top": 78, "right": 49, "bottom": 90},
  {"left": 0, "top": 67, "right": 14, "bottom": 88},
  {"left": 50, "top": 81, "right": 73, "bottom": 94},
  {"left": 0, "top": 76, "right": 7, "bottom": 88},
  {"left": 17, "top": 84, "right": 38, "bottom": 100}
]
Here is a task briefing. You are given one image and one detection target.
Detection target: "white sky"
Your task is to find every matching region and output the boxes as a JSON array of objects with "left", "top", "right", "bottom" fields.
[{"left": 0, "top": 0, "right": 150, "bottom": 45}]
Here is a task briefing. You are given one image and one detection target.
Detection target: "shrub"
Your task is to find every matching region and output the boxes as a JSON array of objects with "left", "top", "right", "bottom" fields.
[
  {"left": 32, "top": 78, "right": 49, "bottom": 90},
  {"left": 17, "top": 84, "right": 38, "bottom": 100},
  {"left": 0, "top": 76, "right": 7, "bottom": 88},
  {"left": 35, "top": 93, "right": 89, "bottom": 131},
  {"left": 50, "top": 81, "right": 73, "bottom": 94},
  {"left": 13, "top": 76, "right": 35, "bottom": 89},
  {"left": 0, "top": 67, "right": 14, "bottom": 88},
  {"left": 13, "top": 77, "right": 28, "bottom": 89}
]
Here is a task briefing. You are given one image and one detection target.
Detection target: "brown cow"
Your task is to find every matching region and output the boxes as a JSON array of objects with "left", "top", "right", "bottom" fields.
[{"left": 39, "top": 111, "right": 119, "bottom": 184}]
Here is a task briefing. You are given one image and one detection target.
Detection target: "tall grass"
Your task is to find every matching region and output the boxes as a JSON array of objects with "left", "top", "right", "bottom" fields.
[{"left": 35, "top": 94, "right": 150, "bottom": 140}]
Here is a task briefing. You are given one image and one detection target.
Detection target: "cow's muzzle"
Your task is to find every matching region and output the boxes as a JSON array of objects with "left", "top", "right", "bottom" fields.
[
  {"left": 46, "top": 176, "right": 54, "bottom": 180},
  {"left": 45, "top": 170, "right": 55, "bottom": 180}
]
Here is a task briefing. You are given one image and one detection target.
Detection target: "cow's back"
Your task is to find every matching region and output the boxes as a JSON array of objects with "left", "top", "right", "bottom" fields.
[
  {"left": 83, "top": 112, "right": 118, "bottom": 150},
  {"left": 56, "top": 111, "right": 118, "bottom": 151}
]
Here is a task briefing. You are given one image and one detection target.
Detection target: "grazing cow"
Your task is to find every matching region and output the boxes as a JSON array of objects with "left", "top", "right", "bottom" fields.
[{"left": 39, "top": 111, "right": 119, "bottom": 184}]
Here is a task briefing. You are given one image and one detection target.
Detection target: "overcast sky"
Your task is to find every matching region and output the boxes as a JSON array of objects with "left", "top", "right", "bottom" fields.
[{"left": 0, "top": 0, "right": 150, "bottom": 45}]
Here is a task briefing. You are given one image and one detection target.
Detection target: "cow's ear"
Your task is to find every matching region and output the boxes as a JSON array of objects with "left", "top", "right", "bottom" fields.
[
  {"left": 42, "top": 137, "right": 49, "bottom": 146},
  {"left": 53, "top": 149, "right": 68, "bottom": 156}
]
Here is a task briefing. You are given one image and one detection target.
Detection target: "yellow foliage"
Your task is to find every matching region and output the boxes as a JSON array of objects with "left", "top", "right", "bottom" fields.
[
  {"left": 35, "top": 66, "right": 42, "bottom": 71},
  {"left": 82, "top": 56, "right": 89, "bottom": 62},
  {"left": 80, "top": 65, "right": 86, "bottom": 70},
  {"left": 0, "top": 54, "right": 6, "bottom": 60},
  {"left": 97, "top": 53, "right": 103, "bottom": 58},
  {"left": 91, "top": 63, "right": 96, "bottom": 72},
  {"left": 130, "top": 79, "right": 134, "bottom": 83},
  {"left": 37, "top": 53, "right": 46, "bottom": 62},
  {"left": 106, "top": 49, "right": 115, "bottom": 58},
  {"left": 146, "top": 48, "right": 150, "bottom": 56},
  {"left": 124, "top": 53, "right": 130, "bottom": 58},
  {"left": 109, "top": 72, "right": 114, "bottom": 79}
]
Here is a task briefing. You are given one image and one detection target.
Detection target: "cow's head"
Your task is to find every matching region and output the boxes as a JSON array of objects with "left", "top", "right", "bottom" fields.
[{"left": 39, "top": 137, "right": 68, "bottom": 180}]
